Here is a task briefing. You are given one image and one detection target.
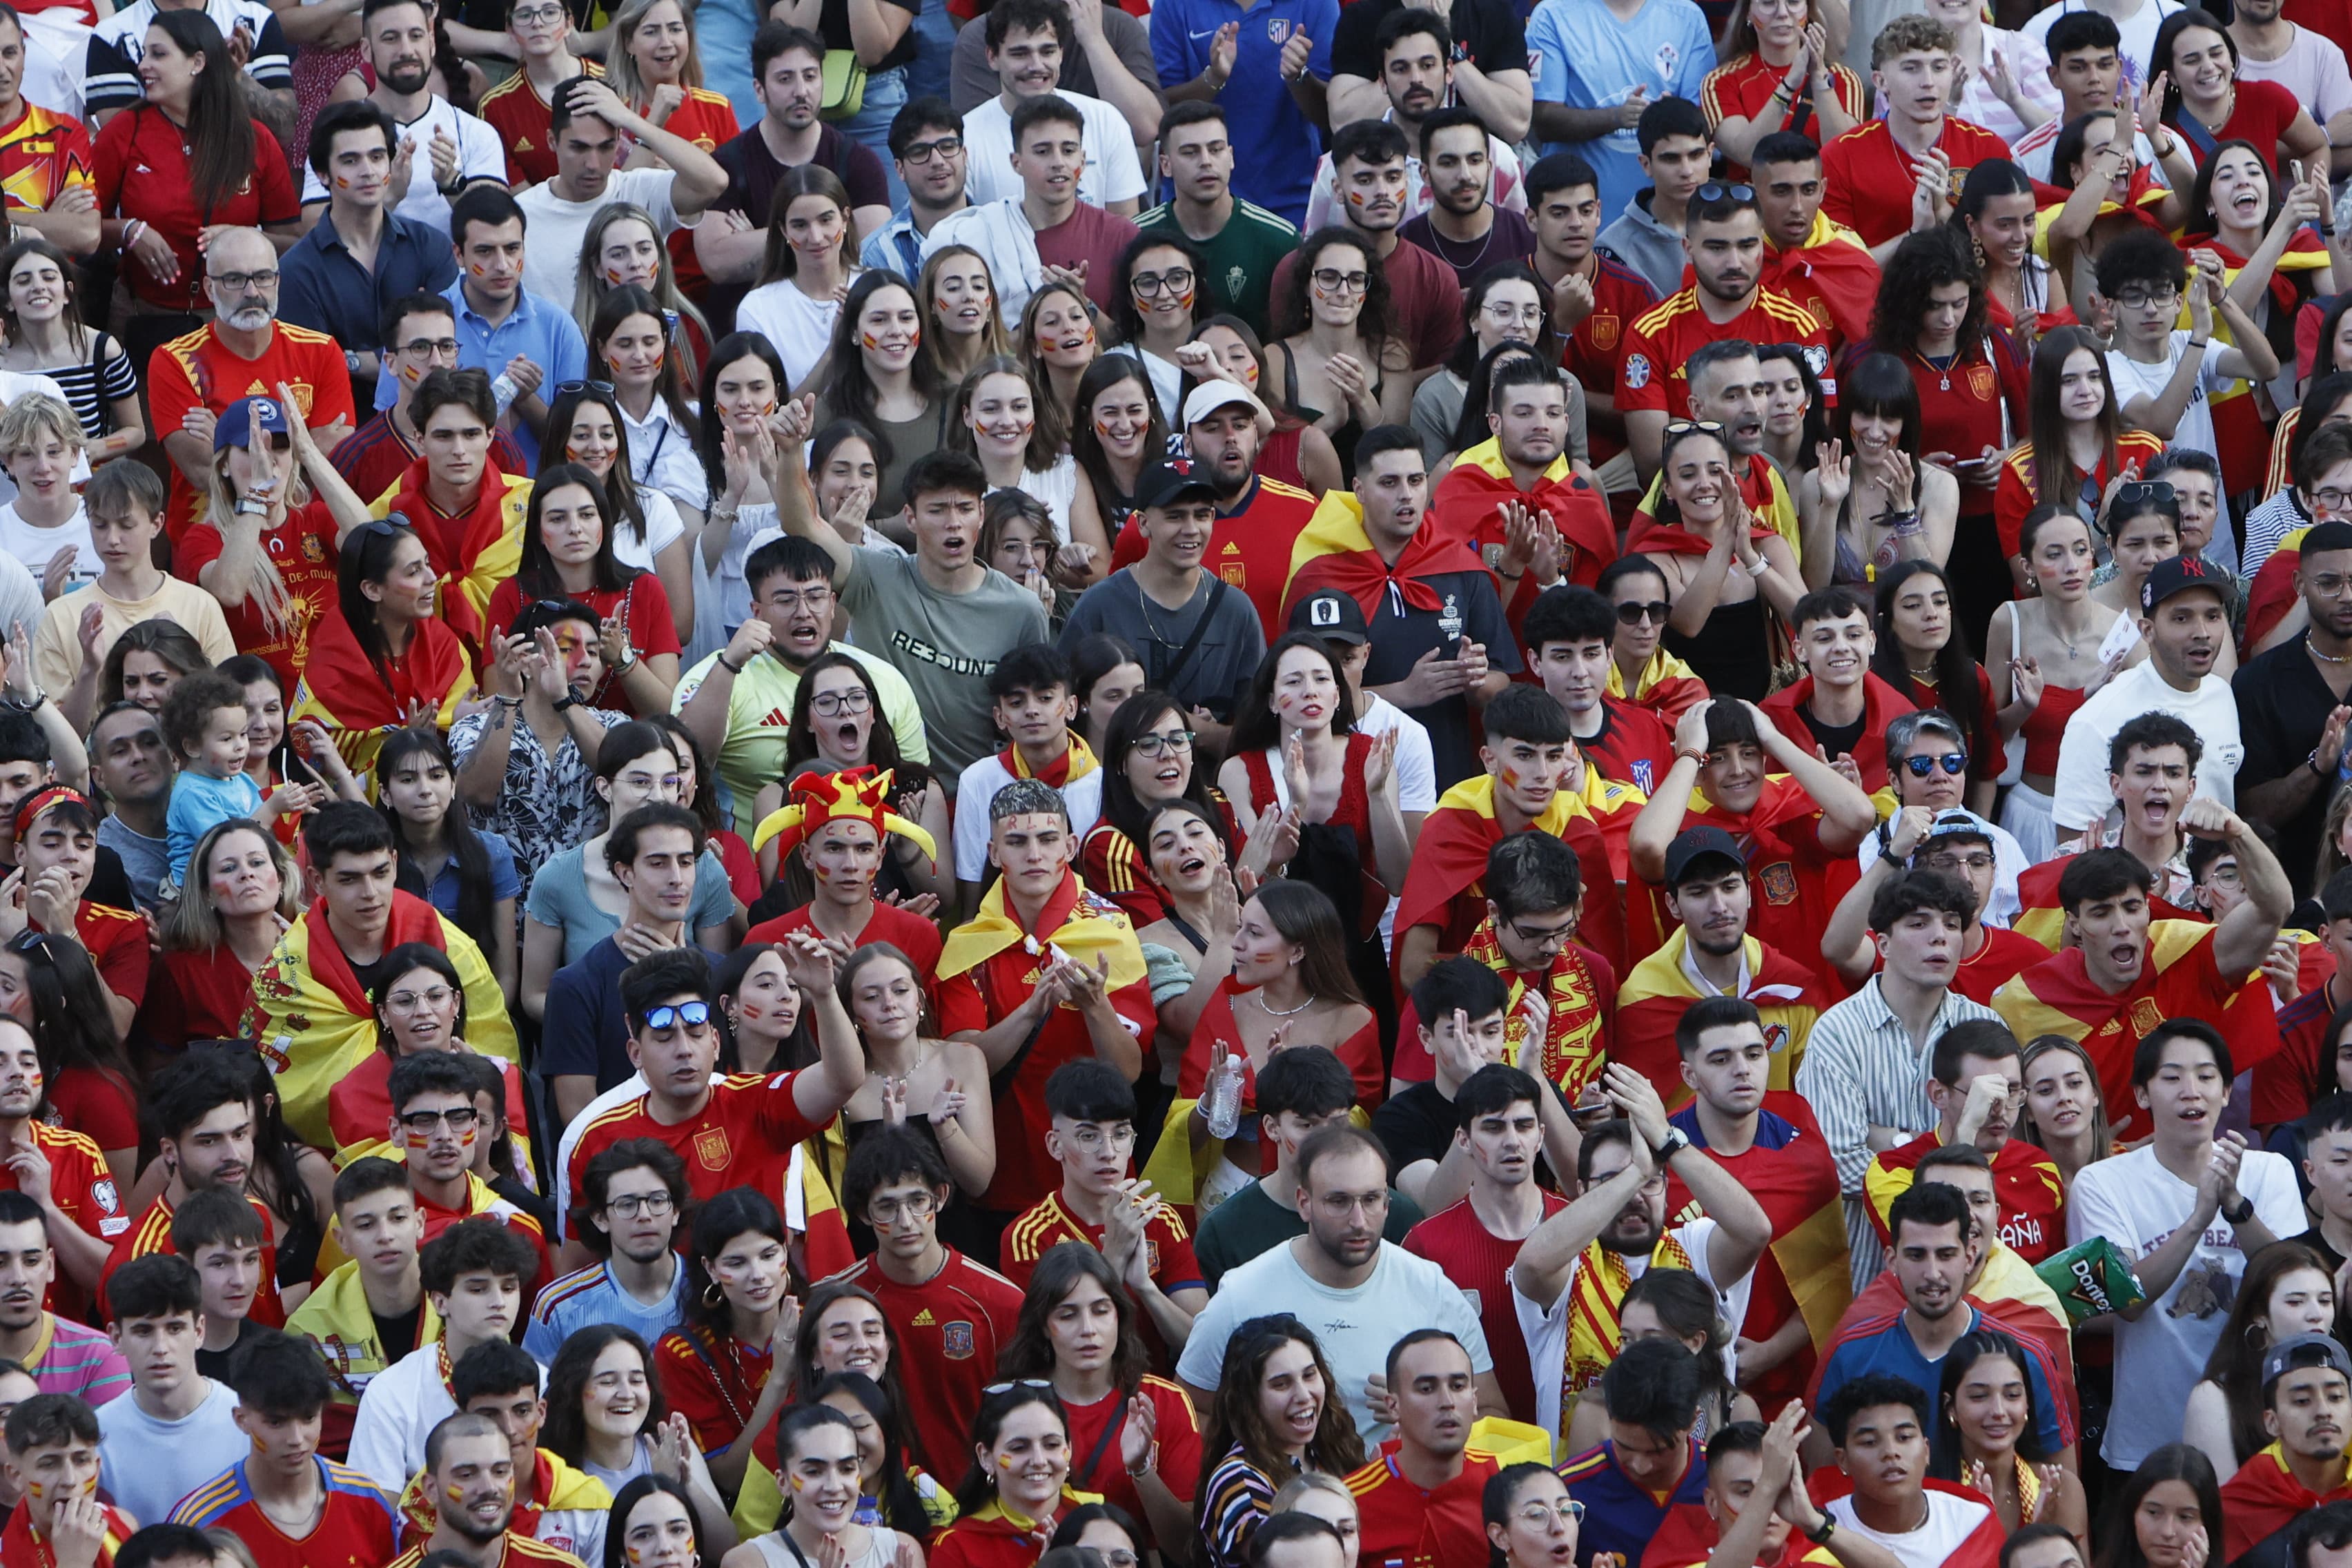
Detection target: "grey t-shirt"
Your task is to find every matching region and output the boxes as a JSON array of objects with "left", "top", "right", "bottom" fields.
[
  {"left": 524, "top": 844, "right": 740, "bottom": 967},
  {"left": 1061, "top": 569, "right": 1266, "bottom": 723},
  {"left": 97, "top": 814, "right": 170, "bottom": 910},
  {"left": 839, "top": 548, "right": 1052, "bottom": 779},
  {"left": 98, "top": 1378, "right": 246, "bottom": 1526},
  {"left": 949, "top": 9, "right": 1160, "bottom": 119}
]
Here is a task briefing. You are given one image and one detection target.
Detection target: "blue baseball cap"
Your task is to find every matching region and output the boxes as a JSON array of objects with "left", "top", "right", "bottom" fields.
[{"left": 213, "top": 397, "right": 291, "bottom": 451}]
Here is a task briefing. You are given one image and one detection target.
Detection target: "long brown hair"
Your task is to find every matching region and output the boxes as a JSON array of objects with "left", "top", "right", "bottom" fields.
[
  {"left": 1196, "top": 1316, "right": 1366, "bottom": 1497},
  {"left": 2025, "top": 324, "right": 2127, "bottom": 510},
  {"left": 760, "top": 166, "right": 856, "bottom": 286},
  {"left": 998, "top": 1242, "right": 1150, "bottom": 1398},
  {"left": 2196, "top": 1242, "right": 2337, "bottom": 1467},
  {"left": 153, "top": 10, "right": 253, "bottom": 215}
]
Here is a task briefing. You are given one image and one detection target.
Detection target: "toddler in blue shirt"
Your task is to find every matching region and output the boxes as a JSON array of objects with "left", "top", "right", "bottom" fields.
[{"left": 163, "top": 669, "right": 318, "bottom": 880}]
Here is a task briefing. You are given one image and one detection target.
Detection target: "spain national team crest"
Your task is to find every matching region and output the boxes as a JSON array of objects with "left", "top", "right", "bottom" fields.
[
  {"left": 2130, "top": 997, "right": 2164, "bottom": 1037},
  {"left": 1968, "top": 364, "right": 1997, "bottom": 402},
  {"left": 1623, "top": 353, "right": 1651, "bottom": 389},
  {"left": 301, "top": 531, "right": 328, "bottom": 564},
  {"left": 694, "top": 1126, "right": 732, "bottom": 1172},
  {"left": 1590, "top": 313, "right": 1619, "bottom": 351},
  {"left": 1758, "top": 860, "right": 1799, "bottom": 905},
  {"left": 941, "top": 1320, "right": 977, "bottom": 1360}
]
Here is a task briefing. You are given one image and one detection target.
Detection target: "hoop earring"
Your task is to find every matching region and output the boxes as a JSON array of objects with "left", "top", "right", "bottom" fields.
[{"left": 704, "top": 1280, "right": 725, "bottom": 1309}]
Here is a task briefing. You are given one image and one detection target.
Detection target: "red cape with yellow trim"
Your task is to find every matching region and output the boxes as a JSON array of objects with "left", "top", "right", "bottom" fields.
[
  {"left": 1279, "top": 490, "right": 1497, "bottom": 625},
  {"left": 1393, "top": 772, "right": 1644, "bottom": 973},
  {"left": 1617, "top": 931, "right": 1828, "bottom": 1100}
]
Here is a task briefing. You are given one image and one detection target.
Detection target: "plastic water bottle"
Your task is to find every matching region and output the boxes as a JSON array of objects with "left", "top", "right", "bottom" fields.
[{"left": 1202, "top": 1050, "right": 1245, "bottom": 1139}]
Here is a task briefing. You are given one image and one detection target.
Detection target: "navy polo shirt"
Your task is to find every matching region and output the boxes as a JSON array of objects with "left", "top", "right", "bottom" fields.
[{"left": 278, "top": 209, "right": 458, "bottom": 371}]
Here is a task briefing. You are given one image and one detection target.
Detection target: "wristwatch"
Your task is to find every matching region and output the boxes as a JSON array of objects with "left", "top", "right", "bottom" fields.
[
  {"left": 1806, "top": 1516, "right": 1837, "bottom": 1547},
  {"left": 233, "top": 497, "right": 270, "bottom": 518},
  {"left": 1652, "top": 1126, "right": 1692, "bottom": 1162},
  {"left": 551, "top": 693, "right": 583, "bottom": 713},
  {"left": 2224, "top": 1194, "right": 2255, "bottom": 1225}
]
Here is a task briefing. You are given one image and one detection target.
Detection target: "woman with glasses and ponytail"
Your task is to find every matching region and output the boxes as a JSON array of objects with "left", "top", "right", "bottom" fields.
[
  {"left": 1269, "top": 228, "right": 1412, "bottom": 485},
  {"left": 931, "top": 1382, "right": 1088, "bottom": 1568}
]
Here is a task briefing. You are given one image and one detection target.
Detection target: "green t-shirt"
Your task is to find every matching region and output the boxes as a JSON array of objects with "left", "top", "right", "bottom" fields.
[
  {"left": 1193, "top": 1177, "right": 1424, "bottom": 1291},
  {"left": 1135, "top": 199, "right": 1302, "bottom": 340}
]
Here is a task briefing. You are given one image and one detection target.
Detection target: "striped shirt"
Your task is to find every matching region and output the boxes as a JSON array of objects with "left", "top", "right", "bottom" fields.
[
  {"left": 1200, "top": 1446, "right": 1291, "bottom": 1568},
  {"left": 27, "top": 1312, "right": 130, "bottom": 1405},
  {"left": 1792, "top": 977, "right": 2001, "bottom": 1285},
  {"left": 522, "top": 1260, "right": 690, "bottom": 1364},
  {"left": 12, "top": 331, "right": 135, "bottom": 444}
]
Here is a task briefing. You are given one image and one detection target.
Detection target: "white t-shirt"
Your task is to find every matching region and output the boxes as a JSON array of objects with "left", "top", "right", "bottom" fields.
[
  {"left": 2049, "top": 660, "right": 2244, "bottom": 830},
  {"left": 1513, "top": 1217, "right": 1755, "bottom": 1437},
  {"left": 2104, "top": 331, "right": 2228, "bottom": 462},
  {"left": 952, "top": 749, "right": 1107, "bottom": 880},
  {"left": 97, "top": 1379, "right": 247, "bottom": 1526},
  {"left": 1823, "top": 1490, "right": 1999, "bottom": 1568},
  {"left": 302, "top": 94, "right": 504, "bottom": 234},
  {"left": 736, "top": 277, "right": 842, "bottom": 393},
  {"left": 1175, "top": 1240, "right": 1491, "bottom": 1444},
  {"left": 2236, "top": 25, "right": 2352, "bottom": 126},
  {"left": 961, "top": 88, "right": 1146, "bottom": 209},
  {"left": 515, "top": 168, "right": 683, "bottom": 312},
  {"left": 615, "top": 487, "right": 687, "bottom": 577},
  {"left": 2019, "top": 0, "right": 2185, "bottom": 88},
  {"left": 0, "top": 500, "right": 95, "bottom": 593},
  {"left": 2067, "top": 1142, "right": 2305, "bottom": 1467},
  {"left": 621, "top": 397, "right": 707, "bottom": 516}
]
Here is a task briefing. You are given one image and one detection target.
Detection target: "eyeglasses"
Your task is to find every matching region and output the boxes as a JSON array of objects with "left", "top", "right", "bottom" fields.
[
  {"left": 1131, "top": 729, "right": 1195, "bottom": 759},
  {"left": 810, "top": 688, "right": 870, "bottom": 717},
  {"left": 1516, "top": 1501, "right": 1588, "bottom": 1527},
  {"left": 2206, "top": 862, "right": 2243, "bottom": 888},
  {"left": 1616, "top": 600, "right": 1671, "bottom": 625},
  {"left": 1663, "top": 419, "right": 1727, "bottom": 438},
  {"left": 1695, "top": 182, "right": 1754, "bottom": 204},
  {"left": 1481, "top": 301, "right": 1545, "bottom": 325},
  {"left": 605, "top": 1190, "right": 677, "bottom": 1219},
  {"left": 511, "top": 2, "right": 565, "bottom": 26},
  {"left": 397, "top": 337, "right": 462, "bottom": 360},
  {"left": 764, "top": 587, "right": 834, "bottom": 614},
  {"left": 640, "top": 1000, "right": 712, "bottom": 1033},
  {"left": 1131, "top": 267, "right": 1194, "bottom": 297},
  {"left": 983, "top": 1379, "right": 1055, "bottom": 1395},
  {"left": 901, "top": 135, "right": 963, "bottom": 166},
  {"left": 1924, "top": 850, "right": 1996, "bottom": 874},
  {"left": 2111, "top": 480, "right": 2177, "bottom": 512},
  {"left": 2313, "top": 487, "right": 2352, "bottom": 513},
  {"left": 1903, "top": 752, "right": 1969, "bottom": 776},
  {"left": 1506, "top": 914, "right": 1578, "bottom": 951},
  {"left": 397, "top": 1106, "right": 480, "bottom": 1133},
  {"left": 1311, "top": 268, "right": 1372, "bottom": 294},
  {"left": 385, "top": 985, "right": 454, "bottom": 1011},
  {"left": 556, "top": 379, "right": 616, "bottom": 397},
  {"left": 867, "top": 1190, "right": 938, "bottom": 1224},
  {"left": 2114, "top": 285, "right": 2182, "bottom": 308},
  {"left": 1092, "top": 1553, "right": 1139, "bottom": 1568},
  {"left": 1064, "top": 1124, "right": 1137, "bottom": 1151}
]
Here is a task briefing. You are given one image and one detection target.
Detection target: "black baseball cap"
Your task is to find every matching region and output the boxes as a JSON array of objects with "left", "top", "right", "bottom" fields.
[
  {"left": 1134, "top": 462, "right": 1220, "bottom": 511},
  {"left": 1663, "top": 825, "right": 1747, "bottom": 885},
  {"left": 2140, "top": 553, "right": 2229, "bottom": 613},
  {"left": 1288, "top": 589, "right": 1369, "bottom": 646}
]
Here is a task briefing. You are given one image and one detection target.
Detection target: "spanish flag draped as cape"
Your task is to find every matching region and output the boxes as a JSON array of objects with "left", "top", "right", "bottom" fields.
[
  {"left": 2220, "top": 1444, "right": 2352, "bottom": 1563},
  {"left": 1665, "top": 1092, "right": 1849, "bottom": 1413},
  {"left": 1616, "top": 929, "right": 1827, "bottom": 1099},
  {"left": 288, "top": 598, "right": 472, "bottom": 781},
  {"left": 1393, "top": 771, "right": 1645, "bottom": 974},
  {"left": 1992, "top": 920, "right": 2277, "bottom": 1141},
  {"left": 938, "top": 872, "right": 1151, "bottom": 992},
  {"left": 1278, "top": 490, "right": 1498, "bottom": 627},
  {"left": 370, "top": 456, "right": 531, "bottom": 652},
  {"left": 1427, "top": 439, "right": 1617, "bottom": 621},
  {"left": 1606, "top": 648, "right": 1711, "bottom": 727},
  {"left": 1759, "top": 209, "right": 1883, "bottom": 346},
  {"left": 2009, "top": 851, "right": 2202, "bottom": 948},
  {"left": 1565, "top": 1228, "right": 1695, "bottom": 1397},
  {"left": 243, "top": 890, "right": 516, "bottom": 1148}
]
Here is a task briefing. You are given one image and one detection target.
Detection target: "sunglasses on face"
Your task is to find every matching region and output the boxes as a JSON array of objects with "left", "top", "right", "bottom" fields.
[
  {"left": 1903, "top": 752, "right": 1970, "bottom": 776},
  {"left": 1616, "top": 600, "right": 1671, "bottom": 625},
  {"left": 641, "top": 1000, "right": 712, "bottom": 1032}
]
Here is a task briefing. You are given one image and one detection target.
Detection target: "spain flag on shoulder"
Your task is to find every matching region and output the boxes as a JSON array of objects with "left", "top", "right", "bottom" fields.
[{"left": 1393, "top": 771, "right": 1644, "bottom": 974}]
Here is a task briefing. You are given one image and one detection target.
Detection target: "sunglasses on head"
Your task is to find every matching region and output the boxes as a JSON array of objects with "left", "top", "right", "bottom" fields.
[
  {"left": 641, "top": 1000, "right": 712, "bottom": 1032},
  {"left": 1696, "top": 182, "right": 1755, "bottom": 204},
  {"left": 1903, "top": 752, "right": 1970, "bottom": 776},
  {"left": 2110, "top": 480, "right": 2179, "bottom": 518}
]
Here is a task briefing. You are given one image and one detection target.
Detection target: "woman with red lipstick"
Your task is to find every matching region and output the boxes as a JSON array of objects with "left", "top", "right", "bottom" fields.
[
  {"left": 1930, "top": 1329, "right": 2088, "bottom": 1546},
  {"left": 1197, "top": 1317, "right": 1366, "bottom": 1568},
  {"left": 1983, "top": 506, "right": 2135, "bottom": 865},
  {"left": 997, "top": 1244, "right": 1204, "bottom": 1554}
]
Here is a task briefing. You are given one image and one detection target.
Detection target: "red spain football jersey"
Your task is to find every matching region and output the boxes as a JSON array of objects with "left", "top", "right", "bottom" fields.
[
  {"left": 1821, "top": 116, "right": 2015, "bottom": 246},
  {"left": 0, "top": 1121, "right": 125, "bottom": 1321},
  {"left": 1558, "top": 254, "right": 1660, "bottom": 464},
  {"left": 832, "top": 1250, "right": 1023, "bottom": 1485},
  {"left": 169, "top": 1457, "right": 400, "bottom": 1568},
  {"left": 1618, "top": 287, "right": 1834, "bottom": 421},
  {"left": 566, "top": 1071, "right": 825, "bottom": 1238},
  {"left": 1700, "top": 55, "right": 1868, "bottom": 176},
  {"left": 1404, "top": 1193, "right": 1568, "bottom": 1419}
]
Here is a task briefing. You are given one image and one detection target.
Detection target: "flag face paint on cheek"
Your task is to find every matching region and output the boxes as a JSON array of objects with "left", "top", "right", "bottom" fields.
[{"left": 447, "top": 1483, "right": 469, "bottom": 1504}]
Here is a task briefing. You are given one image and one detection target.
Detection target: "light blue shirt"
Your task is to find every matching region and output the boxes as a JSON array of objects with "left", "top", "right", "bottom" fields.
[
  {"left": 166, "top": 769, "right": 263, "bottom": 881},
  {"left": 862, "top": 213, "right": 928, "bottom": 280},
  {"left": 1527, "top": 0, "right": 1715, "bottom": 222},
  {"left": 522, "top": 1260, "right": 691, "bottom": 1363},
  {"left": 371, "top": 280, "right": 589, "bottom": 471}
]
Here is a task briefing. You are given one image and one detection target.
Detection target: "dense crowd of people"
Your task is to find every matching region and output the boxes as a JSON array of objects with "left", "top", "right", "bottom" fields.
[{"left": 6, "top": 0, "right": 2352, "bottom": 1564}]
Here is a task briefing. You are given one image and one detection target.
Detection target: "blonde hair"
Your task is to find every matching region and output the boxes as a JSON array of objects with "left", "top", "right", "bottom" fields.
[
  {"left": 1271, "top": 1472, "right": 1358, "bottom": 1516},
  {"left": 0, "top": 391, "right": 83, "bottom": 458},
  {"left": 605, "top": 0, "right": 704, "bottom": 103},
  {"left": 161, "top": 818, "right": 300, "bottom": 950},
  {"left": 2318, "top": 783, "right": 2352, "bottom": 892}
]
